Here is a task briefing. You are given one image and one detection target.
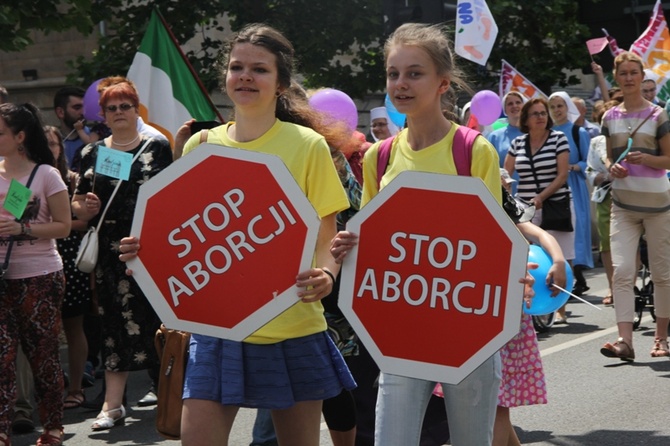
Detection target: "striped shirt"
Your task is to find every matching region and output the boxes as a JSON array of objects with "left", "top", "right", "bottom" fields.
[
  {"left": 508, "top": 130, "right": 571, "bottom": 202},
  {"left": 601, "top": 104, "right": 670, "bottom": 213}
]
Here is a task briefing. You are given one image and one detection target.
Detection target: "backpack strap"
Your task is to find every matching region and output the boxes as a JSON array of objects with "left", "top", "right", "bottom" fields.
[
  {"left": 571, "top": 124, "right": 581, "bottom": 158},
  {"left": 376, "top": 136, "right": 396, "bottom": 190},
  {"left": 375, "top": 124, "right": 478, "bottom": 189},
  {"left": 452, "top": 125, "right": 479, "bottom": 177}
]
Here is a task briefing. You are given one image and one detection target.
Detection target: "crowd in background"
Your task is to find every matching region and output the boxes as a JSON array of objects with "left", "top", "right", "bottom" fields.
[{"left": 1, "top": 17, "right": 670, "bottom": 446}]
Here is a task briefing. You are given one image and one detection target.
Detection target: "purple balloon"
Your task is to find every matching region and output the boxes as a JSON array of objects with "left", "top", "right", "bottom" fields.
[
  {"left": 309, "top": 88, "right": 358, "bottom": 130},
  {"left": 83, "top": 79, "right": 104, "bottom": 122},
  {"left": 470, "top": 90, "right": 502, "bottom": 126}
]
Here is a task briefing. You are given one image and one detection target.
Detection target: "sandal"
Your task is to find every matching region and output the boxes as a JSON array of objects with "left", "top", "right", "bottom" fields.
[
  {"left": 36, "top": 429, "right": 63, "bottom": 446},
  {"left": 63, "top": 390, "right": 85, "bottom": 409},
  {"left": 600, "top": 337, "right": 635, "bottom": 362},
  {"left": 91, "top": 405, "right": 126, "bottom": 431},
  {"left": 651, "top": 338, "right": 670, "bottom": 358},
  {"left": 602, "top": 294, "right": 613, "bottom": 306}
]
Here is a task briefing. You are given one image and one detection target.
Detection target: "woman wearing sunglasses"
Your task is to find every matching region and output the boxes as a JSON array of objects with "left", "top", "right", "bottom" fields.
[{"left": 71, "top": 77, "right": 173, "bottom": 431}]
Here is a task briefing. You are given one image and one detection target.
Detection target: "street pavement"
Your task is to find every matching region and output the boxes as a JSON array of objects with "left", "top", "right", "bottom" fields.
[{"left": 10, "top": 263, "right": 670, "bottom": 445}]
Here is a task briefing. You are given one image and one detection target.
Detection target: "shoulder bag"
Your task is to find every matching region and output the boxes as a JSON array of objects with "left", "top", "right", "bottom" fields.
[
  {"left": 524, "top": 134, "right": 573, "bottom": 232},
  {"left": 0, "top": 164, "right": 40, "bottom": 293},
  {"left": 75, "top": 138, "right": 153, "bottom": 273}
]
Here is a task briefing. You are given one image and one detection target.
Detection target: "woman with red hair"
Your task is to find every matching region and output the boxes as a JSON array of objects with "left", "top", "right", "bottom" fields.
[{"left": 71, "top": 77, "right": 173, "bottom": 431}]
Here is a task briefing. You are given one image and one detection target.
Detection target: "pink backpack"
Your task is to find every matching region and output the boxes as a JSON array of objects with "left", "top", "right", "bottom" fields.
[{"left": 376, "top": 125, "right": 480, "bottom": 189}]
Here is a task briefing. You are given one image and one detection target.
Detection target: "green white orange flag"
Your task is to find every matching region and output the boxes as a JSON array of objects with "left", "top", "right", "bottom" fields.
[
  {"left": 629, "top": 0, "right": 670, "bottom": 102},
  {"left": 127, "top": 11, "right": 220, "bottom": 145}
]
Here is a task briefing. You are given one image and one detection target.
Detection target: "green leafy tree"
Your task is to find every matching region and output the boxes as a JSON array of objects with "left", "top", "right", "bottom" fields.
[
  {"left": 65, "top": 1, "right": 230, "bottom": 92},
  {"left": 66, "top": 0, "right": 386, "bottom": 98},
  {"left": 222, "top": 0, "right": 386, "bottom": 98},
  {"left": 0, "top": 0, "right": 95, "bottom": 51},
  {"left": 7, "top": 0, "right": 598, "bottom": 99}
]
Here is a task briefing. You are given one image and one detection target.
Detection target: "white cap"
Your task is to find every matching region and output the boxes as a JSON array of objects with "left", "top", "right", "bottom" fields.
[
  {"left": 548, "top": 91, "right": 580, "bottom": 123},
  {"left": 369, "top": 106, "right": 400, "bottom": 141}
]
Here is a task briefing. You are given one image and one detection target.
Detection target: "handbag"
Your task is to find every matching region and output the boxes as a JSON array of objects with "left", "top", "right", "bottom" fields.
[
  {"left": 0, "top": 165, "right": 40, "bottom": 291},
  {"left": 154, "top": 324, "right": 191, "bottom": 440},
  {"left": 524, "top": 134, "right": 573, "bottom": 232},
  {"left": 75, "top": 227, "right": 99, "bottom": 273},
  {"left": 591, "top": 181, "right": 611, "bottom": 203},
  {"left": 75, "top": 139, "right": 153, "bottom": 273},
  {"left": 539, "top": 195, "right": 573, "bottom": 231}
]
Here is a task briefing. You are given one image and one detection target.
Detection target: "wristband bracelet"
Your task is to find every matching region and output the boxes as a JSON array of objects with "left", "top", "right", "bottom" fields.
[{"left": 320, "top": 268, "right": 336, "bottom": 285}]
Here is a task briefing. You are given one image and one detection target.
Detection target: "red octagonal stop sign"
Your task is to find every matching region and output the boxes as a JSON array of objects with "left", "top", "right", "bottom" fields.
[
  {"left": 128, "top": 144, "right": 320, "bottom": 341},
  {"left": 339, "top": 171, "right": 528, "bottom": 384}
]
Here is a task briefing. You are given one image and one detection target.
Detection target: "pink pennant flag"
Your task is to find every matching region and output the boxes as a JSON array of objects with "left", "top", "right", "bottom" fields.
[{"left": 586, "top": 37, "right": 609, "bottom": 55}]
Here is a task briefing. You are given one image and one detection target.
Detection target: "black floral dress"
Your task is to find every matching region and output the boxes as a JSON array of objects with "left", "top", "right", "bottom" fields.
[{"left": 75, "top": 137, "right": 173, "bottom": 371}]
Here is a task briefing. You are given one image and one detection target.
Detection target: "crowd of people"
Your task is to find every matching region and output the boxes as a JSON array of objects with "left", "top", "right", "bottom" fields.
[{"left": 1, "top": 16, "right": 669, "bottom": 446}]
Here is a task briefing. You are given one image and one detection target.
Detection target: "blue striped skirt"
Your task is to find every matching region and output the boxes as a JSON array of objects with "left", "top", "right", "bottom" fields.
[{"left": 183, "top": 331, "right": 357, "bottom": 409}]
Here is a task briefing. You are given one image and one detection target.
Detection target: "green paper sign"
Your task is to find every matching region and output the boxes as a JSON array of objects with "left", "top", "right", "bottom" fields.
[{"left": 3, "top": 179, "right": 32, "bottom": 219}]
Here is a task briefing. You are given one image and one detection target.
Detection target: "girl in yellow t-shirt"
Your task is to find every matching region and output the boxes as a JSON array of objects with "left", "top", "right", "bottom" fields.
[{"left": 121, "top": 24, "right": 353, "bottom": 446}]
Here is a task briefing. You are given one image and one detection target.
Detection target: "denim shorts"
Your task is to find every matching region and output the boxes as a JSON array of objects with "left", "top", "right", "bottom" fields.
[{"left": 183, "top": 331, "right": 356, "bottom": 409}]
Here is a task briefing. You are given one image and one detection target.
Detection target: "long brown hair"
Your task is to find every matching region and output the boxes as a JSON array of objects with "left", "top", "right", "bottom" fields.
[
  {"left": 44, "top": 125, "right": 69, "bottom": 183},
  {"left": 0, "top": 103, "right": 55, "bottom": 166},
  {"left": 220, "top": 24, "right": 354, "bottom": 149}
]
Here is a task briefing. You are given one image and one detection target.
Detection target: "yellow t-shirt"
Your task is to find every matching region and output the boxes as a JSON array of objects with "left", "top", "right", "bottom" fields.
[
  {"left": 361, "top": 124, "right": 502, "bottom": 205},
  {"left": 183, "top": 119, "right": 349, "bottom": 343}
]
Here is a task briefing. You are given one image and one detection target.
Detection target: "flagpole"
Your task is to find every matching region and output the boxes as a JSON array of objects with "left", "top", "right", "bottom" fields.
[{"left": 154, "top": 9, "right": 225, "bottom": 124}]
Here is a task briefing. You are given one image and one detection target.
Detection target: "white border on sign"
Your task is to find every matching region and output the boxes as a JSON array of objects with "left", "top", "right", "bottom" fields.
[
  {"left": 339, "top": 170, "right": 529, "bottom": 384},
  {"left": 129, "top": 143, "right": 321, "bottom": 341}
]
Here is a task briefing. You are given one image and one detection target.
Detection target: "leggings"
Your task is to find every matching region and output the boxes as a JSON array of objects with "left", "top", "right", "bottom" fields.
[
  {"left": 322, "top": 389, "right": 356, "bottom": 431},
  {"left": 0, "top": 271, "right": 65, "bottom": 436}
]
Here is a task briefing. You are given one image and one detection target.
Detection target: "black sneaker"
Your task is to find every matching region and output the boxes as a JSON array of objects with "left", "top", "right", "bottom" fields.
[
  {"left": 82, "top": 361, "right": 96, "bottom": 388},
  {"left": 572, "top": 282, "right": 590, "bottom": 297}
]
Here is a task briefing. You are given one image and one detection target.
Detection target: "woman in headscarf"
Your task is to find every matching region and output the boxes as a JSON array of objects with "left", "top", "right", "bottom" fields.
[
  {"left": 548, "top": 91, "right": 593, "bottom": 323},
  {"left": 486, "top": 91, "right": 527, "bottom": 194},
  {"left": 369, "top": 106, "right": 400, "bottom": 142}
]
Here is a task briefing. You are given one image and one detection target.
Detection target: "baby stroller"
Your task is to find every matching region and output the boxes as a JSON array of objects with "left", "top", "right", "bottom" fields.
[{"left": 633, "top": 237, "right": 655, "bottom": 330}]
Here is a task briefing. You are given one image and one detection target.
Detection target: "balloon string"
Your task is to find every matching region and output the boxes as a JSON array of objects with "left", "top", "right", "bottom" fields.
[
  {"left": 63, "top": 128, "right": 77, "bottom": 141},
  {"left": 551, "top": 284, "right": 602, "bottom": 311}
]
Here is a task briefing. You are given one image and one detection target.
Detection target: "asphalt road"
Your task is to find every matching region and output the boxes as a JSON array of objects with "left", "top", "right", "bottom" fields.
[{"left": 10, "top": 263, "right": 670, "bottom": 445}]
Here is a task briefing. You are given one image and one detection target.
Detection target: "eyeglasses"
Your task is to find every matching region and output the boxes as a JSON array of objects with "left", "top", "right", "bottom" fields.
[
  {"left": 529, "top": 111, "right": 548, "bottom": 118},
  {"left": 642, "top": 88, "right": 656, "bottom": 94},
  {"left": 104, "top": 103, "right": 134, "bottom": 113}
]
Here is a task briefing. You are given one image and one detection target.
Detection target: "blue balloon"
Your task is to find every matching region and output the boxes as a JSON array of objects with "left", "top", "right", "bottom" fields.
[
  {"left": 523, "top": 245, "right": 573, "bottom": 315},
  {"left": 385, "top": 94, "right": 406, "bottom": 128}
]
